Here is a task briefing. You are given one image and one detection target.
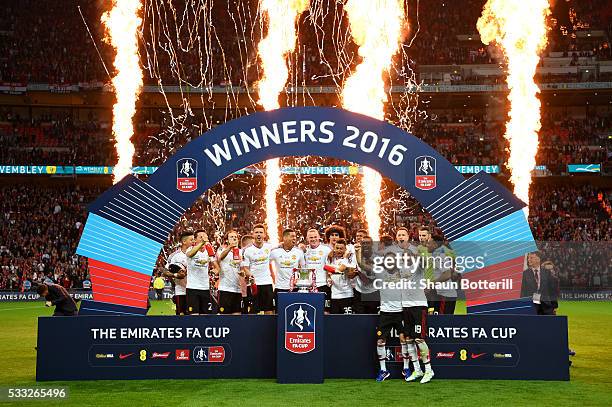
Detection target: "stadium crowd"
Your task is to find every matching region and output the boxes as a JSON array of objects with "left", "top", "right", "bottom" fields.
[
  {"left": 0, "top": 184, "right": 100, "bottom": 291},
  {"left": 529, "top": 184, "right": 612, "bottom": 241},
  {"left": 1, "top": 110, "right": 610, "bottom": 172},
  {"left": 0, "top": 0, "right": 610, "bottom": 86},
  {"left": 0, "top": 114, "right": 115, "bottom": 166},
  {"left": 0, "top": 0, "right": 610, "bottom": 295},
  {"left": 537, "top": 115, "right": 611, "bottom": 174},
  {"left": 0, "top": 180, "right": 609, "bottom": 292}
]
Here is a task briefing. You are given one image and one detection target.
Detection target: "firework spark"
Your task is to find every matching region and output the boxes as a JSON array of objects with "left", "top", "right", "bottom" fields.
[
  {"left": 341, "top": 0, "right": 405, "bottom": 240},
  {"left": 477, "top": 0, "right": 550, "bottom": 211},
  {"left": 102, "top": 0, "right": 144, "bottom": 184},
  {"left": 257, "top": 0, "right": 310, "bottom": 243}
]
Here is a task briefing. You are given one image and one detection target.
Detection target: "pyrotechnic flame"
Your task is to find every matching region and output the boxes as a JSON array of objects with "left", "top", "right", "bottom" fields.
[
  {"left": 477, "top": 0, "right": 550, "bottom": 212},
  {"left": 265, "top": 157, "right": 282, "bottom": 243},
  {"left": 102, "top": 0, "right": 144, "bottom": 184},
  {"left": 257, "top": 0, "right": 309, "bottom": 243},
  {"left": 341, "top": 0, "right": 405, "bottom": 240}
]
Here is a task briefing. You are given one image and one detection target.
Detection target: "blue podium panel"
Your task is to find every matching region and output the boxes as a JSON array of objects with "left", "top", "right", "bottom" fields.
[
  {"left": 36, "top": 313, "right": 568, "bottom": 381},
  {"left": 36, "top": 315, "right": 276, "bottom": 381},
  {"left": 276, "top": 293, "right": 325, "bottom": 383},
  {"left": 324, "top": 314, "right": 569, "bottom": 381}
]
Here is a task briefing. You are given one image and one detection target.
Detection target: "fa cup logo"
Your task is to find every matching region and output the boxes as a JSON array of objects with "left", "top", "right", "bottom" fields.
[
  {"left": 415, "top": 155, "right": 437, "bottom": 190},
  {"left": 290, "top": 305, "right": 311, "bottom": 331},
  {"left": 176, "top": 158, "right": 198, "bottom": 192},
  {"left": 285, "top": 303, "right": 316, "bottom": 354}
]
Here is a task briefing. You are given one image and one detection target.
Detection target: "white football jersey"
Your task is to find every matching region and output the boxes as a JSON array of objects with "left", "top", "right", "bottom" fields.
[
  {"left": 327, "top": 255, "right": 356, "bottom": 299},
  {"left": 217, "top": 247, "right": 242, "bottom": 293},
  {"left": 187, "top": 249, "right": 211, "bottom": 290},
  {"left": 166, "top": 249, "right": 188, "bottom": 296},
  {"left": 241, "top": 242, "right": 275, "bottom": 285},
  {"left": 304, "top": 243, "right": 332, "bottom": 286},
  {"left": 378, "top": 269, "right": 404, "bottom": 313},
  {"left": 269, "top": 246, "right": 305, "bottom": 290},
  {"left": 385, "top": 243, "right": 428, "bottom": 308}
]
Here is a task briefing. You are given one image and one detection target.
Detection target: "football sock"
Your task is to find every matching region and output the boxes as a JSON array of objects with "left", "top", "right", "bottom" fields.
[
  {"left": 417, "top": 341, "right": 433, "bottom": 373},
  {"left": 377, "top": 344, "right": 387, "bottom": 371},
  {"left": 401, "top": 342, "right": 410, "bottom": 369},
  {"left": 408, "top": 342, "right": 422, "bottom": 373}
]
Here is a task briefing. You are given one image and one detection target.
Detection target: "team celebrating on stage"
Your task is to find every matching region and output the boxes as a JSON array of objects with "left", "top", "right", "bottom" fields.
[{"left": 164, "top": 222, "right": 461, "bottom": 383}]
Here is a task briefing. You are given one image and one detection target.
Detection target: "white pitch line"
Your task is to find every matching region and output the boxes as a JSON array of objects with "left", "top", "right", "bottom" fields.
[{"left": 0, "top": 306, "right": 43, "bottom": 312}]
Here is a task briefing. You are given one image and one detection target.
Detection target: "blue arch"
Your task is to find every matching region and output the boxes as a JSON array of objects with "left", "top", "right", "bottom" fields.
[
  {"left": 77, "top": 107, "right": 536, "bottom": 315},
  {"left": 147, "top": 106, "right": 464, "bottom": 208}
]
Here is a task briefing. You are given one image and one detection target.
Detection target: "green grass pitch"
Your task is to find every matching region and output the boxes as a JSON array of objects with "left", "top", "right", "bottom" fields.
[{"left": 0, "top": 301, "right": 610, "bottom": 407}]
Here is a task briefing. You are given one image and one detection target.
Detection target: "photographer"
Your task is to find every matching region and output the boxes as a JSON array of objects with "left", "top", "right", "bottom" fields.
[{"left": 37, "top": 283, "right": 78, "bottom": 316}]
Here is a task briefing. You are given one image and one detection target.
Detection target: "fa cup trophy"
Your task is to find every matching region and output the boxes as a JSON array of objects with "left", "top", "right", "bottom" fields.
[{"left": 290, "top": 268, "right": 317, "bottom": 293}]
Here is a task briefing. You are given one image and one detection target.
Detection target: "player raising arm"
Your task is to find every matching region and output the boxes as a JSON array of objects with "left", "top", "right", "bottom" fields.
[
  {"left": 185, "top": 229, "right": 220, "bottom": 315},
  {"left": 163, "top": 231, "right": 192, "bottom": 315},
  {"left": 353, "top": 229, "right": 379, "bottom": 314},
  {"left": 325, "top": 238, "right": 357, "bottom": 314},
  {"left": 402, "top": 226, "right": 435, "bottom": 384},
  {"left": 217, "top": 230, "right": 244, "bottom": 315},
  {"left": 357, "top": 236, "right": 412, "bottom": 381},
  {"left": 241, "top": 224, "right": 275, "bottom": 315}
]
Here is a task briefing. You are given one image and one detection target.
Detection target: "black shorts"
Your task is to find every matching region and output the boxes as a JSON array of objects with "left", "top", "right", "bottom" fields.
[
  {"left": 219, "top": 291, "right": 242, "bottom": 314},
  {"left": 173, "top": 294, "right": 187, "bottom": 315},
  {"left": 243, "top": 286, "right": 255, "bottom": 314},
  {"left": 403, "top": 306, "right": 428, "bottom": 339},
  {"left": 352, "top": 290, "right": 380, "bottom": 314},
  {"left": 330, "top": 297, "right": 353, "bottom": 314},
  {"left": 433, "top": 296, "right": 456, "bottom": 315},
  {"left": 254, "top": 284, "right": 274, "bottom": 313},
  {"left": 377, "top": 311, "right": 404, "bottom": 341},
  {"left": 317, "top": 285, "right": 332, "bottom": 312},
  {"left": 209, "top": 289, "right": 220, "bottom": 314},
  {"left": 187, "top": 288, "right": 211, "bottom": 314},
  {"left": 426, "top": 290, "right": 439, "bottom": 310}
]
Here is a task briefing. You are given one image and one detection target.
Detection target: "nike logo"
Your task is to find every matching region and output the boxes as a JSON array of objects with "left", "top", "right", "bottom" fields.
[
  {"left": 471, "top": 352, "right": 486, "bottom": 359},
  {"left": 119, "top": 353, "right": 134, "bottom": 360}
]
